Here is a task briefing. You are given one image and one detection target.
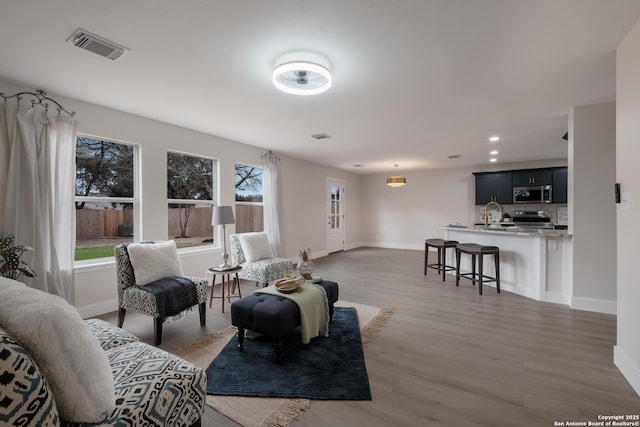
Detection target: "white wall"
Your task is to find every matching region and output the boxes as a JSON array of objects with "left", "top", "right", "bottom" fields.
[
  {"left": 278, "top": 156, "right": 361, "bottom": 257},
  {"left": 615, "top": 18, "right": 640, "bottom": 397},
  {"left": 568, "top": 102, "right": 617, "bottom": 313},
  {"left": 359, "top": 159, "right": 567, "bottom": 250},
  {"left": 0, "top": 79, "right": 361, "bottom": 317}
]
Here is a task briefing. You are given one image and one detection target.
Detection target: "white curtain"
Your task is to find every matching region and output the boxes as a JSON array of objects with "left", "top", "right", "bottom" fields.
[
  {"left": 0, "top": 99, "right": 78, "bottom": 302},
  {"left": 261, "top": 152, "right": 284, "bottom": 257}
]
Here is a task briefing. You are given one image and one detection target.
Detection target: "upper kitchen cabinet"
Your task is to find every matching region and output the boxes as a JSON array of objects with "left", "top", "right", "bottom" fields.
[
  {"left": 512, "top": 169, "right": 552, "bottom": 186},
  {"left": 474, "top": 172, "right": 513, "bottom": 205},
  {"left": 552, "top": 167, "right": 568, "bottom": 204}
]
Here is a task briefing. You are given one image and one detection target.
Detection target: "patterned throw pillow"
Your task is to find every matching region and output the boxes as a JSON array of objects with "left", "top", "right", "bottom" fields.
[{"left": 0, "top": 326, "right": 60, "bottom": 426}]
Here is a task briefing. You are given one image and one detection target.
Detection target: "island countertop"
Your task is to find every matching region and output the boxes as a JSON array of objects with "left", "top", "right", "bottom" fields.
[
  {"left": 442, "top": 226, "right": 571, "bottom": 305},
  {"left": 442, "top": 225, "right": 570, "bottom": 237}
]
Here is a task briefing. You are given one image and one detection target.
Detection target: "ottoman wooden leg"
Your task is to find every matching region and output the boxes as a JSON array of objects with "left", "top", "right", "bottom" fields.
[
  {"left": 237, "top": 327, "right": 245, "bottom": 352},
  {"left": 274, "top": 339, "right": 284, "bottom": 363}
]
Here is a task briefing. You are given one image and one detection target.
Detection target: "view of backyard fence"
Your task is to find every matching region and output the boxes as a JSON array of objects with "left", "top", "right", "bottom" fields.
[{"left": 75, "top": 205, "right": 263, "bottom": 258}]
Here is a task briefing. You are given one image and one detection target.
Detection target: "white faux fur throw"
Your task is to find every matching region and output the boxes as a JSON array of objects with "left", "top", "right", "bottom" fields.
[
  {"left": 0, "top": 278, "right": 116, "bottom": 422},
  {"left": 127, "top": 240, "right": 185, "bottom": 286}
]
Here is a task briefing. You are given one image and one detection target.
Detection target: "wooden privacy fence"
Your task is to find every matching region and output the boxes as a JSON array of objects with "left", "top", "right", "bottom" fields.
[
  {"left": 76, "top": 205, "right": 263, "bottom": 238},
  {"left": 168, "top": 205, "right": 213, "bottom": 238},
  {"left": 76, "top": 209, "right": 134, "bottom": 238},
  {"left": 235, "top": 204, "right": 264, "bottom": 234}
]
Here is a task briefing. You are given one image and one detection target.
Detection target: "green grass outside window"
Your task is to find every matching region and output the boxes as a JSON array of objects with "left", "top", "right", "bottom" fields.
[{"left": 75, "top": 243, "right": 195, "bottom": 261}]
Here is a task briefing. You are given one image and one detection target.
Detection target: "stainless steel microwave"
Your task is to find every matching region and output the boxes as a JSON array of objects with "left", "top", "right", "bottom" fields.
[{"left": 513, "top": 185, "right": 552, "bottom": 204}]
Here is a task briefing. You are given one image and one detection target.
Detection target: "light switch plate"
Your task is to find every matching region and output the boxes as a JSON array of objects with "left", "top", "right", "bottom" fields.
[{"left": 621, "top": 192, "right": 631, "bottom": 211}]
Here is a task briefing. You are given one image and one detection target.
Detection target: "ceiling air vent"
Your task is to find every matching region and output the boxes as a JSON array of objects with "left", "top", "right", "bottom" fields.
[
  {"left": 67, "top": 28, "right": 128, "bottom": 60},
  {"left": 311, "top": 133, "right": 331, "bottom": 140}
]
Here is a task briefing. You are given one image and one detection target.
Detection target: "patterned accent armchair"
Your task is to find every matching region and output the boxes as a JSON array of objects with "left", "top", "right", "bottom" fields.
[
  {"left": 115, "top": 242, "right": 208, "bottom": 345},
  {"left": 230, "top": 233, "right": 293, "bottom": 286}
]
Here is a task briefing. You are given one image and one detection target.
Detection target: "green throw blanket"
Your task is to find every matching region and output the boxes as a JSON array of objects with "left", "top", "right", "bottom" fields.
[{"left": 255, "top": 283, "right": 329, "bottom": 344}]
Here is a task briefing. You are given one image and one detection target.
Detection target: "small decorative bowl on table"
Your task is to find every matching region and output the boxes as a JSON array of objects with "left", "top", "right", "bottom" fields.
[{"left": 275, "top": 276, "right": 305, "bottom": 294}]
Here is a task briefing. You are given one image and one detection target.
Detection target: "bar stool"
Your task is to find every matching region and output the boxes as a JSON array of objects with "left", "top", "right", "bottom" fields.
[
  {"left": 455, "top": 243, "right": 500, "bottom": 295},
  {"left": 424, "top": 239, "right": 458, "bottom": 281}
]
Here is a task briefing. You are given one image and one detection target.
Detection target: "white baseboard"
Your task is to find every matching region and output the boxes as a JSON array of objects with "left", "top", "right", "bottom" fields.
[
  {"left": 76, "top": 298, "right": 118, "bottom": 319},
  {"left": 614, "top": 345, "right": 640, "bottom": 398},
  {"left": 545, "top": 291, "right": 569, "bottom": 305},
  {"left": 570, "top": 296, "right": 617, "bottom": 315}
]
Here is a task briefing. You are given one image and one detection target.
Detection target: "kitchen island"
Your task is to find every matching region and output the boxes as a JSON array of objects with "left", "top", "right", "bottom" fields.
[{"left": 443, "top": 226, "right": 572, "bottom": 304}]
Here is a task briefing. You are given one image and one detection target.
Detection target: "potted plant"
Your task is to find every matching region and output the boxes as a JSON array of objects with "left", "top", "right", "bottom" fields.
[
  {"left": 502, "top": 212, "right": 512, "bottom": 223},
  {"left": 0, "top": 234, "right": 37, "bottom": 280}
]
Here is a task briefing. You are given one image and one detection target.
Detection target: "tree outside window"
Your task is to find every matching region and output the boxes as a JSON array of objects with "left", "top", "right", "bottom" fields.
[
  {"left": 167, "top": 152, "right": 215, "bottom": 248},
  {"left": 75, "top": 135, "right": 136, "bottom": 261},
  {"left": 235, "top": 163, "right": 263, "bottom": 233}
]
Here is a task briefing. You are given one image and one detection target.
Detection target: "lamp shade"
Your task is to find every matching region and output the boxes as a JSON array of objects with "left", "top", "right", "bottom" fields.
[
  {"left": 386, "top": 164, "right": 407, "bottom": 187},
  {"left": 386, "top": 176, "right": 407, "bottom": 187},
  {"left": 212, "top": 205, "right": 235, "bottom": 226}
]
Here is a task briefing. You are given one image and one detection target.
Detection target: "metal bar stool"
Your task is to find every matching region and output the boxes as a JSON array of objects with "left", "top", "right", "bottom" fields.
[
  {"left": 424, "top": 239, "right": 458, "bottom": 281},
  {"left": 455, "top": 243, "right": 500, "bottom": 295}
]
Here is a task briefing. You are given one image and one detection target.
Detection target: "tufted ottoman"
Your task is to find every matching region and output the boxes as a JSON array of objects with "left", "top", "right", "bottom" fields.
[{"left": 231, "top": 280, "right": 339, "bottom": 362}]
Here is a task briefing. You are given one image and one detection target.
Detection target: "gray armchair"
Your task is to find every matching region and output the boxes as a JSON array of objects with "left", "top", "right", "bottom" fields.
[
  {"left": 230, "top": 232, "right": 293, "bottom": 287},
  {"left": 114, "top": 241, "right": 208, "bottom": 345}
]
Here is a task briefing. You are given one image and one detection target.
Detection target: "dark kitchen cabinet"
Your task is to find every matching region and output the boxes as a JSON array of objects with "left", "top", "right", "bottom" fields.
[
  {"left": 512, "top": 170, "right": 552, "bottom": 186},
  {"left": 552, "top": 167, "right": 568, "bottom": 203},
  {"left": 474, "top": 172, "right": 512, "bottom": 205}
]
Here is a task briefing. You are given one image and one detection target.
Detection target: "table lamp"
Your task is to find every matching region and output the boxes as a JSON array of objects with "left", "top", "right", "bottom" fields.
[{"left": 212, "top": 205, "right": 235, "bottom": 269}]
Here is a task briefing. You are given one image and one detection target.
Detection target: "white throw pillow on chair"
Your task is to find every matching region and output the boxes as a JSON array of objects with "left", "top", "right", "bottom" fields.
[
  {"left": 127, "top": 240, "right": 185, "bottom": 286},
  {"left": 238, "top": 232, "right": 274, "bottom": 263}
]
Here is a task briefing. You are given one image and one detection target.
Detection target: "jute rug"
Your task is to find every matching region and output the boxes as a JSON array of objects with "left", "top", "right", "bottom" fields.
[{"left": 174, "top": 301, "right": 394, "bottom": 427}]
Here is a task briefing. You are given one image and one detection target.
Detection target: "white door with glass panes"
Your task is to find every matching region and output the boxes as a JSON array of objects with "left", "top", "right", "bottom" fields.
[{"left": 327, "top": 178, "right": 345, "bottom": 253}]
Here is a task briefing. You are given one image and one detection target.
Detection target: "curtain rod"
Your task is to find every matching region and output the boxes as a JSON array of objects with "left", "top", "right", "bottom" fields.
[
  {"left": 0, "top": 89, "right": 75, "bottom": 116},
  {"left": 261, "top": 150, "right": 280, "bottom": 162}
]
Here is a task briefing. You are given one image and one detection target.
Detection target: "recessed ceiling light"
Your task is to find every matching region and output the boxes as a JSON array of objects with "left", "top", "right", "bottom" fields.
[
  {"left": 489, "top": 136, "right": 500, "bottom": 142},
  {"left": 273, "top": 61, "right": 332, "bottom": 96},
  {"left": 490, "top": 158, "right": 497, "bottom": 162},
  {"left": 490, "top": 150, "right": 498, "bottom": 155}
]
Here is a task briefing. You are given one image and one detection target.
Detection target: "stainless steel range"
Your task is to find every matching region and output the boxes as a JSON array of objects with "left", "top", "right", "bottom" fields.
[{"left": 512, "top": 210, "right": 554, "bottom": 229}]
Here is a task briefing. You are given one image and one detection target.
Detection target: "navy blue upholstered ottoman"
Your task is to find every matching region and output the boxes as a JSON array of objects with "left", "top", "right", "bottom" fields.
[{"left": 230, "top": 280, "right": 339, "bottom": 362}]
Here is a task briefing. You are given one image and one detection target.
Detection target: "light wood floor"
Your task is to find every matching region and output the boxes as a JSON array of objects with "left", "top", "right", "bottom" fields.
[{"left": 98, "top": 247, "right": 640, "bottom": 427}]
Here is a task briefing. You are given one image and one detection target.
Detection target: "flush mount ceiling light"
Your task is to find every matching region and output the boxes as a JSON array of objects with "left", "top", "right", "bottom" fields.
[
  {"left": 386, "top": 164, "right": 407, "bottom": 187},
  {"left": 273, "top": 61, "right": 332, "bottom": 95}
]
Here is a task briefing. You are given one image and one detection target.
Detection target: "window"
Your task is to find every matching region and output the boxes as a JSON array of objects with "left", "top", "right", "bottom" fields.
[
  {"left": 75, "top": 135, "right": 136, "bottom": 261},
  {"left": 167, "top": 151, "right": 215, "bottom": 249},
  {"left": 234, "top": 163, "right": 263, "bottom": 233}
]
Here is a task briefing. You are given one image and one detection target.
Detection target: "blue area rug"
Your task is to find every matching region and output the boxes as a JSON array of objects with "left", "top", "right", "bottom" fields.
[{"left": 206, "top": 307, "right": 372, "bottom": 400}]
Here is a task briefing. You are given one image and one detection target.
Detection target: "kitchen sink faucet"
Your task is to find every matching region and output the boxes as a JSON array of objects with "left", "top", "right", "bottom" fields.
[{"left": 484, "top": 201, "right": 503, "bottom": 227}]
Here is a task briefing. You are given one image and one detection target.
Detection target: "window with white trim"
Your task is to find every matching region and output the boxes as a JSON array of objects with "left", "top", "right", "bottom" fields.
[
  {"left": 167, "top": 151, "right": 216, "bottom": 249},
  {"left": 75, "top": 135, "right": 137, "bottom": 261},
  {"left": 234, "top": 163, "right": 263, "bottom": 233}
]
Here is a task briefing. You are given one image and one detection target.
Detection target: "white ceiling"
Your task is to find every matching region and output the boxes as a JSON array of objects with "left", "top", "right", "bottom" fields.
[{"left": 2, "top": 0, "right": 640, "bottom": 174}]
